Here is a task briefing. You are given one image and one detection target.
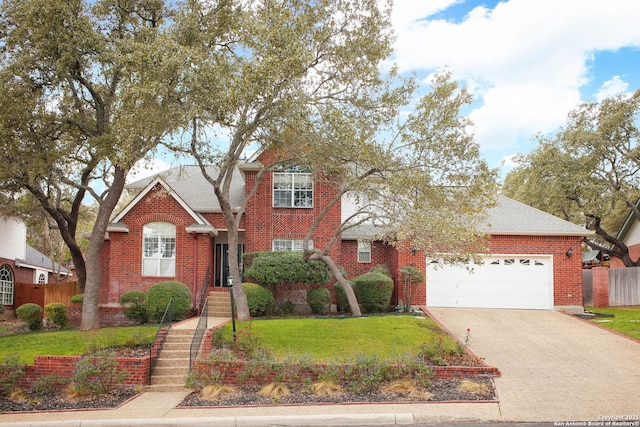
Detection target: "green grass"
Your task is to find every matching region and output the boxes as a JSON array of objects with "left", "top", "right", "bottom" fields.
[
  {"left": 222, "top": 314, "right": 460, "bottom": 362},
  {"left": 0, "top": 325, "right": 158, "bottom": 365},
  {"left": 587, "top": 306, "right": 640, "bottom": 341}
]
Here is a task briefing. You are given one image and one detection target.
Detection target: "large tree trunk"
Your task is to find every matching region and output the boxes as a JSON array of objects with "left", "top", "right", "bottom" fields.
[
  {"left": 226, "top": 220, "right": 250, "bottom": 320},
  {"left": 80, "top": 168, "right": 126, "bottom": 330},
  {"left": 309, "top": 251, "right": 361, "bottom": 316}
]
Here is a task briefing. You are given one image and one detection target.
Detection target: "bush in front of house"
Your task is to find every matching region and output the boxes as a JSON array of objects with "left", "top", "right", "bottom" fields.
[
  {"left": 70, "top": 294, "right": 84, "bottom": 304},
  {"left": 0, "top": 355, "right": 25, "bottom": 396},
  {"left": 245, "top": 251, "right": 331, "bottom": 287},
  {"left": 307, "top": 287, "right": 331, "bottom": 315},
  {"left": 16, "top": 303, "right": 43, "bottom": 331},
  {"left": 145, "top": 281, "right": 192, "bottom": 322},
  {"left": 44, "top": 302, "right": 70, "bottom": 329},
  {"left": 352, "top": 271, "right": 394, "bottom": 313},
  {"left": 242, "top": 283, "right": 275, "bottom": 317},
  {"left": 119, "top": 291, "right": 147, "bottom": 324}
]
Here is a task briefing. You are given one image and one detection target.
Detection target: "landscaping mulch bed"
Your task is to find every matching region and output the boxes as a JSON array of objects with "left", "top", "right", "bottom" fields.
[
  {"left": 0, "top": 388, "right": 139, "bottom": 412},
  {"left": 179, "top": 377, "right": 497, "bottom": 408}
]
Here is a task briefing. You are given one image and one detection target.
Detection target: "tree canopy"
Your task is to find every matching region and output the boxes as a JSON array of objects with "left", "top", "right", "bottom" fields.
[
  {"left": 0, "top": 0, "right": 183, "bottom": 328},
  {"left": 503, "top": 90, "right": 640, "bottom": 266}
]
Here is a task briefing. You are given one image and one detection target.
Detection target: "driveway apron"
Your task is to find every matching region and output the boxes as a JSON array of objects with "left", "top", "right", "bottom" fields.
[{"left": 427, "top": 308, "right": 640, "bottom": 423}]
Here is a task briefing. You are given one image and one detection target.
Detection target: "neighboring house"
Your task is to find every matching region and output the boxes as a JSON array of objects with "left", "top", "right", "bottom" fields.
[
  {"left": 101, "top": 157, "right": 591, "bottom": 313},
  {"left": 610, "top": 199, "right": 640, "bottom": 268},
  {"left": 0, "top": 216, "right": 72, "bottom": 308}
]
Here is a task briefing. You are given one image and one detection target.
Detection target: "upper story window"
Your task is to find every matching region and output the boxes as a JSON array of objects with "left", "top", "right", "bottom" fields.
[
  {"left": 273, "top": 166, "right": 313, "bottom": 208},
  {"left": 0, "top": 265, "right": 14, "bottom": 305},
  {"left": 142, "top": 222, "right": 176, "bottom": 277},
  {"left": 272, "top": 239, "right": 313, "bottom": 252},
  {"left": 357, "top": 241, "right": 371, "bottom": 263}
]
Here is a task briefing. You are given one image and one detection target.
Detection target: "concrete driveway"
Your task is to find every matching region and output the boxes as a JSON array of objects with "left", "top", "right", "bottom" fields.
[{"left": 428, "top": 308, "right": 640, "bottom": 423}]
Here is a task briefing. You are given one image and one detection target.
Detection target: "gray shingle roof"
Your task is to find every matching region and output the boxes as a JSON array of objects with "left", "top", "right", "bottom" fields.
[
  {"left": 16, "top": 245, "right": 71, "bottom": 275},
  {"left": 485, "top": 195, "right": 592, "bottom": 236},
  {"left": 126, "top": 165, "right": 245, "bottom": 212}
]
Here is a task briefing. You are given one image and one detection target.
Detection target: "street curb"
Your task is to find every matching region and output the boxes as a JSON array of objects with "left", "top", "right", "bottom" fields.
[{"left": 0, "top": 413, "right": 416, "bottom": 427}]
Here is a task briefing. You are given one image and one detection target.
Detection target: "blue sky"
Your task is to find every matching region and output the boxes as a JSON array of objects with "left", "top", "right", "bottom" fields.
[
  {"left": 389, "top": 0, "right": 640, "bottom": 173},
  {"left": 131, "top": 0, "right": 640, "bottom": 181}
]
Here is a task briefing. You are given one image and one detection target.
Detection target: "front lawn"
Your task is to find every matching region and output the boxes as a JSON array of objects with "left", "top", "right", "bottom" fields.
[
  {"left": 0, "top": 325, "right": 158, "bottom": 364},
  {"left": 586, "top": 306, "right": 640, "bottom": 341},
  {"left": 220, "top": 314, "right": 462, "bottom": 362}
]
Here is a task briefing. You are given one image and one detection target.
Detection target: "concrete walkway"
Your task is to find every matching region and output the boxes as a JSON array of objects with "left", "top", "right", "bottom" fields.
[{"left": 2, "top": 309, "right": 639, "bottom": 426}]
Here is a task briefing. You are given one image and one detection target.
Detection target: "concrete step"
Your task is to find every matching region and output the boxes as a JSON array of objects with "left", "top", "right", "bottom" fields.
[
  {"left": 150, "top": 375, "right": 188, "bottom": 386},
  {"left": 152, "top": 366, "right": 189, "bottom": 377},
  {"left": 162, "top": 342, "right": 190, "bottom": 351},
  {"left": 155, "top": 358, "right": 189, "bottom": 368},
  {"left": 158, "top": 349, "right": 190, "bottom": 358},
  {"left": 168, "top": 328, "right": 195, "bottom": 336},
  {"left": 166, "top": 334, "right": 192, "bottom": 342},
  {"left": 146, "top": 384, "right": 188, "bottom": 392},
  {"left": 208, "top": 310, "right": 232, "bottom": 317}
]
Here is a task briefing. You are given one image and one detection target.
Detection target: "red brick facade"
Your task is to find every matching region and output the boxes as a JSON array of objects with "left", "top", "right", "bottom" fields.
[{"left": 100, "top": 158, "right": 585, "bottom": 312}]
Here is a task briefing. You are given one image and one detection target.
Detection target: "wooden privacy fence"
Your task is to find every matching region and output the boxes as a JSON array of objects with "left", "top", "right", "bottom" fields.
[
  {"left": 14, "top": 281, "right": 81, "bottom": 309},
  {"left": 608, "top": 267, "right": 640, "bottom": 306},
  {"left": 583, "top": 267, "right": 640, "bottom": 307},
  {"left": 44, "top": 281, "right": 82, "bottom": 306}
]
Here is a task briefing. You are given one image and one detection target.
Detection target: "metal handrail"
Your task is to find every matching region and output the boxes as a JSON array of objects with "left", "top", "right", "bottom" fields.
[
  {"left": 197, "top": 266, "right": 211, "bottom": 313},
  {"left": 189, "top": 298, "right": 208, "bottom": 371},
  {"left": 148, "top": 297, "right": 173, "bottom": 385}
]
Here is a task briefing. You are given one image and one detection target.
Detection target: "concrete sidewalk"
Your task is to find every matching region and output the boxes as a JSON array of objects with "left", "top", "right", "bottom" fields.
[{"left": 2, "top": 309, "right": 639, "bottom": 426}]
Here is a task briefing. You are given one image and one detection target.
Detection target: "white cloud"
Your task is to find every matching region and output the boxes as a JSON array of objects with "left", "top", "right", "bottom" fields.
[
  {"left": 390, "top": 0, "right": 640, "bottom": 161},
  {"left": 595, "top": 76, "right": 630, "bottom": 101}
]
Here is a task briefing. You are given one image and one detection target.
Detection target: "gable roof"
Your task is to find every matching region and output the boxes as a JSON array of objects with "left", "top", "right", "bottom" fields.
[
  {"left": 126, "top": 165, "right": 246, "bottom": 213},
  {"left": 485, "top": 196, "right": 593, "bottom": 236},
  {"left": 110, "top": 175, "right": 216, "bottom": 236},
  {"left": 15, "top": 245, "right": 72, "bottom": 276}
]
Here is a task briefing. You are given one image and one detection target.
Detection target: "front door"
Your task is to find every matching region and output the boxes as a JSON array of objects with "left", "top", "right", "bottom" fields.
[{"left": 214, "top": 243, "right": 244, "bottom": 287}]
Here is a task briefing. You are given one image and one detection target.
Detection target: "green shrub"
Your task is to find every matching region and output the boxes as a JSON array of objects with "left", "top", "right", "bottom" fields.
[
  {"left": 245, "top": 251, "right": 330, "bottom": 287},
  {"left": 280, "top": 300, "right": 295, "bottom": 316},
  {"left": 352, "top": 272, "right": 394, "bottom": 313},
  {"left": 307, "top": 287, "right": 331, "bottom": 315},
  {"left": 71, "top": 349, "right": 128, "bottom": 396},
  {"left": 119, "top": 291, "right": 147, "bottom": 324},
  {"left": 44, "top": 302, "right": 70, "bottom": 329},
  {"left": 70, "top": 294, "right": 84, "bottom": 304},
  {"left": 242, "top": 283, "right": 275, "bottom": 317},
  {"left": 16, "top": 303, "right": 43, "bottom": 330},
  {"left": 33, "top": 374, "right": 69, "bottom": 396},
  {"left": 0, "top": 355, "right": 25, "bottom": 396},
  {"left": 145, "top": 281, "right": 192, "bottom": 322}
]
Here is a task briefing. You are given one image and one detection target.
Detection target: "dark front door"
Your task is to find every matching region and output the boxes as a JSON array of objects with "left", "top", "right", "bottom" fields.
[{"left": 214, "top": 243, "right": 244, "bottom": 287}]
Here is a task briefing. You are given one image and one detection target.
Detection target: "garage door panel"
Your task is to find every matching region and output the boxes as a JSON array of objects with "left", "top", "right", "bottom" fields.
[{"left": 426, "top": 256, "right": 553, "bottom": 310}]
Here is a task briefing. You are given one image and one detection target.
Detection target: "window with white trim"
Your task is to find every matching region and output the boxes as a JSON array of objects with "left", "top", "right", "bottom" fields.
[
  {"left": 37, "top": 272, "right": 46, "bottom": 284},
  {"left": 273, "top": 167, "right": 313, "bottom": 208},
  {"left": 142, "top": 222, "right": 176, "bottom": 277},
  {"left": 0, "top": 265, "right": 14, "bottom": 305},
  {"left": 272, "top": 239, "right": 313, "bottom": 252},
  {"left": 357, "top": 241, "right": 371, "bottom": 263}
]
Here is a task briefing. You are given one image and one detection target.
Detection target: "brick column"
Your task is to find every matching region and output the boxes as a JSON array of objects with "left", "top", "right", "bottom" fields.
[{"left": 591, "top": 267, "right": 610, "bottom": 308}]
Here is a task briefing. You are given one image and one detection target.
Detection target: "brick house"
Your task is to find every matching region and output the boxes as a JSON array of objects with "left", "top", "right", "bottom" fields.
[
  {"left": 1, "top": 216, "right": 72, "bottom": 310},
  {"left": 101, "top": 157, "right": 591, "bottom": 314}
]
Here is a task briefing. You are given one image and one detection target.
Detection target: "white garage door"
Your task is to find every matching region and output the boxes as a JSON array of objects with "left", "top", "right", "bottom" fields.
[{"left": 426, "top": 255, "right": 553, "bottom": 309}]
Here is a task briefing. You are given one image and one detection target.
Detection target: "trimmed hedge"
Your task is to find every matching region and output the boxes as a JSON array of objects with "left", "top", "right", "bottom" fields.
[
  {"left": 145, "top": 281, "right": 192, "bottom": 322},
  {"left": 244, "top": 251, "right": 330, "bottom": 287},
  {"left": 352, "top": 272, "right": 394, "bottom": 313},
  {"left": 119, "top": 291, "right": 147, "bottom": 324},
  {"left": 242, "top": 283, "right": 275, "bottom": 317},
  {"left": 307, "top": 287, "right": 331, "bottom": 314},
  {"left": 44, "top": 302, "right": 70, "bottom": 329},
  {"left": 16, "top": 303, "right": 43, "bottom": 331}
]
